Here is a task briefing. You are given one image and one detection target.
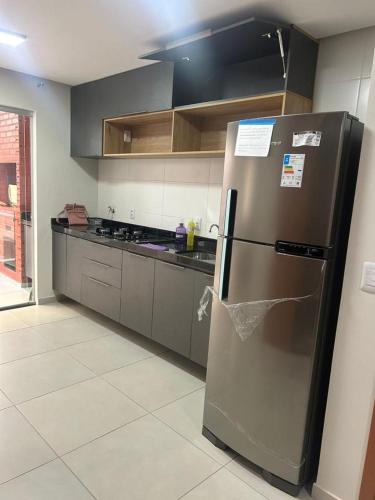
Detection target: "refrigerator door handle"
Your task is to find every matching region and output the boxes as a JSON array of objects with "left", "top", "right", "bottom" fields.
[
  {"left": 219, "top": 189, "right": 237, "bottom": 300},
  {"left": 218, "top": 237, "right": 232, "bottom": 301},
  {"left": 223, "top": 189, "right": 237, "bottom": 237}
]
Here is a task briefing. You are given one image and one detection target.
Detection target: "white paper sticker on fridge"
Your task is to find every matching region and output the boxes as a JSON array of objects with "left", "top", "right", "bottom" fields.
[
  {"left": 293, "top": 131, "right": 322, "bottom": 147},
  {"left": 235, "top": 118, "right": 275, "bottom": 157},
  {"left": 281, "top": 154, "right": 305, "bottom": 188}
]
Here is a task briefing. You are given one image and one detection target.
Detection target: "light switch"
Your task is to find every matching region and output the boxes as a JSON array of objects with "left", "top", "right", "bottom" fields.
[{"left": 360, "top": 262, "right": 375, "bottom": 293}]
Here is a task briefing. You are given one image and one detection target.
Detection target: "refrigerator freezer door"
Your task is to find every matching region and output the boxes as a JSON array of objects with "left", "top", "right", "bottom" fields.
[
  {"left": 204, "top": 239, "right": 327, "bottom": 484},
  {"left": 220, "top": 112, "right": 349, "bottom": 247}
]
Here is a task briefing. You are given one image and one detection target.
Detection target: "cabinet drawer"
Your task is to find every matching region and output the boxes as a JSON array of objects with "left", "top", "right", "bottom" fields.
[
  {"left": 84, "top": 241, "right": 122, "bottom": 269},
  {"left": 81, "top": 275, "right": 121, "bottom": 322},
  {"left": 82, "top": 257, "right": 121, "bottom": 288}
]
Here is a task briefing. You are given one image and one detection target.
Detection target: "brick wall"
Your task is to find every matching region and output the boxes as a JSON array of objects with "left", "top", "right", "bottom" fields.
[{"left": 0, "top": 112, "right": 31, "bottom": 285}]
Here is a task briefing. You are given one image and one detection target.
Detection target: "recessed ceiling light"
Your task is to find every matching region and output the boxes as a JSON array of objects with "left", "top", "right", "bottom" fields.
[{"left": 0, "top": 28, "right": 27, "bottom": 47}]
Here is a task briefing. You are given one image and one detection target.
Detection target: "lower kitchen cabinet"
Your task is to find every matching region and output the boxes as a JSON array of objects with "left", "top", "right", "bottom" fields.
[
  {"left": 81, "top": 274, "right": 121, "bottom": 322},
  {"left": 52, "top": 231, "right": 214, "bottom": 365},
  {"left": 152, "top": 260, "right": 195, "bottom": 357},
  {"left": 190, "top": 273, "right": 213, "bottom": 367},
  {"left": 65, "top": 235, "right": 88, "bottom": 302},
  {"left": 120, "top": 251, "right": 155, "bottom": 338},
  {"left": 52, "top": 232, "right": 66, "bottom": 294}
]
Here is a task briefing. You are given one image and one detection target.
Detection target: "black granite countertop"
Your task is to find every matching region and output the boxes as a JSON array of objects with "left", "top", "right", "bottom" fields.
[{"left": 51, "top": 219, "right": 216, "bottom": 276}]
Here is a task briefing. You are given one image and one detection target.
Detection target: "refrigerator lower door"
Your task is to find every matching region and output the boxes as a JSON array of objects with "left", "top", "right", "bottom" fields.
[{"left": 204, "top": 239, "right": 327, "bottom": 485}]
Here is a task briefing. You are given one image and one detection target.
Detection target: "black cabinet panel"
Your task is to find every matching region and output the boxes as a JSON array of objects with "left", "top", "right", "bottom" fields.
[
  {"left": 173, "top": 54, "right": 286, "bottom": 107},
  {"left": 71, "top": 62, "right": 173, "bottom": 158},
  {"left": 145, "top": 20, "right": 317, "bottom": 108},
  {"left": 285, "top": 28, "right": 319, "bottom": 99},
  {"left": 142, "top": 17, "right": 290, "bottom": 66}
]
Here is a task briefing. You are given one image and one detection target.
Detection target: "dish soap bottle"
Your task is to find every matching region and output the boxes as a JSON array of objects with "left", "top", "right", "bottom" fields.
[
  {"left": 175, "top": 222, "right": 187, "bottom": 243},
  {"left": 187, "top": 219, "right": 196, "bottom": 249}
]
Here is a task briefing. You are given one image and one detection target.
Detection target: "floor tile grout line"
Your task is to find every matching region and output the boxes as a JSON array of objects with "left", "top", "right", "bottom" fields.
[
  {"left": 0, "top": 456, "right": 57, "bottom": 488},
  {"left": 177, "top": 463, "right": 227, "bottom": 499},
  {"left": 1, "top": 335, "right": 188, "bottom": 409},
  {"left": 101, "top": 367, "right": 205, "bottom": 415},
  {"left": 151, "top": 410, "right": 231, "bottom": 468},
  {"left": 0, "top": 331, "right": 115, "bottom": 367},
  {"left": 15, "top": 398, "right": 146, "bottom": 482},
  {"left": 151, "top": 385, "right": 206, "bottom": 413},
  {"left": 14, "top": 373, "right": 98, "bottom": 407},
  {"left": 225, "top": 464, "right": 271, "bottom": 500},
  {"left": 59, "top": 413, "right": 147, "bottom": 458},
  {"left": 0, "top": 314, "right": 165, "bottom": 368},
  {"left": 59, "top": 459, "right": 99, "bottom": 500},
  {"left": 178, "top": 463, "right": 271, "bottom": 500},
  {"left": 13, "top": 405, "right": 58, "bottom": 458},
  {"left": 98, "top": 373, "right": 151, "bottom": 413},
  {"left": 223, "top": 463, "right": 273, "bottom": 500},
  {"left": 59, "top": 411, "right": 230, "bottom": 495},
  {"left": 67, "top": 347, "right": 160, "bottom": 377},
  {"left": 10, "top": 310, "right": 81, "bottom": 329}
]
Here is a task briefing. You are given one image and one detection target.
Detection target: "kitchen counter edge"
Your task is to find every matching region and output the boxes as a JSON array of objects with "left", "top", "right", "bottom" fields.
[{"left": 51, "top": 223, "right": 215, "bottom": 276}]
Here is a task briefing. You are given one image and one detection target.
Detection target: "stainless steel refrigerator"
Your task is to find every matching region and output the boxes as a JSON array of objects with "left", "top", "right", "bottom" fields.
[{"left": 202, "top": 112, "right": 363, "bottom": 495}]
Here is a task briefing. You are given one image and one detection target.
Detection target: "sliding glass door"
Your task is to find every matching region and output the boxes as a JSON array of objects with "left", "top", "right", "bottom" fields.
[{"left": 0, "top": 106, "right": 33, "bottom": 309}]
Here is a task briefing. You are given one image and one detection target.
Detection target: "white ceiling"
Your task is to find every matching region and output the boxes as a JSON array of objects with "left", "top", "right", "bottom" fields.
[{"left": 0, "top": 0, "right": 374, "bottom": 85}]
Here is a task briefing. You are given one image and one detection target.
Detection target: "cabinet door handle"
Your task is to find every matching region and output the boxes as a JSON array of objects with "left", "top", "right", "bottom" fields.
[
  {"left": 163, "top": 262, "right": 185, "bottom": 271},
  {"left": 128, "top": 252, "right": 148, "bottom": 260},
  {"left": 87, "top": 258, "right": 111, "bottom": 269},
  {"left": 87, "top": 277, "right": 110, "bottom": 288}
]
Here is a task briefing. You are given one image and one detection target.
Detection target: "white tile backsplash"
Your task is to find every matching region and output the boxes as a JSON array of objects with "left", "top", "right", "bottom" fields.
[
  {"left": 98, "top": 158, "right": 224, "bottom": 238},
  {"left": 125, "top": 181, "right": 164, "bottom": 215},
  {"left": 125, "top": 160, "right": 165, "bottom": 182},
  {"left": 165, "top": 158, "right": 210, "bottom": 184},
  {"left": 207, "top": 184, "right": 222, "bottom": 223},
  {"left": 163, "top": 183, "right": 208, "bottom": 219},
  {"left": 209, "top": 158, "right": 225, "bottom": 184}
]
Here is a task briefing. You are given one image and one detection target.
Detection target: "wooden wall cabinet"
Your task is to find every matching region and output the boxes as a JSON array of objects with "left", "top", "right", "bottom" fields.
[{"left": 103, "top": 91, "right": 311, "bottom": 159}]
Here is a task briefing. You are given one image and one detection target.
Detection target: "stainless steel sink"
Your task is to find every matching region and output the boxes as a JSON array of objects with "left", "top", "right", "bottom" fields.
[{"left": 176, "top": 250, "right": 216, "bottom": 261}]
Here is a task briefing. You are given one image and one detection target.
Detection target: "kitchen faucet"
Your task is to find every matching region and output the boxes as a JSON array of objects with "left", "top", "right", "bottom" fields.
[{"left": 209, "top": 224, "right": 219, "bottom": 233}]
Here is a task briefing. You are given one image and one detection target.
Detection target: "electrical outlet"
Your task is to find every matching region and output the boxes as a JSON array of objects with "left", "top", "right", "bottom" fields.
[
  {"left": 130, "top": 208, "right": 135, "bottom": 220},
  {"left": 361, "top": 261, "right": 375, "bottom": 293},
  {"left": 194, "top": 217, "right": 202, "bottom": 232}
]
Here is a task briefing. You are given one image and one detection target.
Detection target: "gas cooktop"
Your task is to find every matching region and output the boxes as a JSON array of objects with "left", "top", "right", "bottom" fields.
[{"left": 92, "top": 225, "right": 174, "bottom": 244}]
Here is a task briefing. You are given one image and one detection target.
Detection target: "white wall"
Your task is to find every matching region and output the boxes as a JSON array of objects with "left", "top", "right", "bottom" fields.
[
  {"left": 313, "top": 26, "right": 375, "bottom": 120},
  {"left": 0, "top": 68, "right": 98, "bottom": 301},
  {"left": 312, "top": 29, "right": 375, "bottom": 500},
  {"left": 98, "top": 157, "right": 223, "bottom": 237}
]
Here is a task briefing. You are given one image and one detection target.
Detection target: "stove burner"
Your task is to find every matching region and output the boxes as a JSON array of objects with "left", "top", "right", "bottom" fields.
[
  {"left": 112, "top": 230, "right": 126, "bottom": 240},
  {"left": 96, "top": 227, "right": 111, "bottom": 236}
]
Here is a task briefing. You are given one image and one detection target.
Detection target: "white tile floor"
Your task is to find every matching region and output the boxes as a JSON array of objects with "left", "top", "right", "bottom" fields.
[
  {"left": 0, "top": 273, "right": 32, "bottom": 309},
  {"left": 0, "top": 301, "right": 313, "bottom": 500}
]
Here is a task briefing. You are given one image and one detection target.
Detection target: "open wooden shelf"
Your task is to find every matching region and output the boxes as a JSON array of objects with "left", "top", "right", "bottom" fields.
[
  {"left": 102, "top": 92, "right": 311, "bottom": 158},
  {"left": 172, "top": 93, "right": 284, "bottom": 153},
  {"left": 103, "top": 110, "right": 173, "bottom": 155}
]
